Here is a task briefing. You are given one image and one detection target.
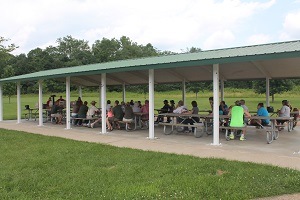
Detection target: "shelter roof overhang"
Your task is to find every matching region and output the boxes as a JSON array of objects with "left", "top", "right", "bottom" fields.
[{"left": 1, "top": 40, "right": 300, "bottom": 86}]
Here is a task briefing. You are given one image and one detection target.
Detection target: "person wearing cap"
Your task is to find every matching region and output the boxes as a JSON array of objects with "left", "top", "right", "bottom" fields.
[{"left": 227, "top": 100, "right": 251, "bottom": 141}]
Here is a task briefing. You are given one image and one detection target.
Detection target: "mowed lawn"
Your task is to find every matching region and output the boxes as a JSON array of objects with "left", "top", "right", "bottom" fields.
[{"left": 0, "top": 129, "right": 300, "bottom": 199}]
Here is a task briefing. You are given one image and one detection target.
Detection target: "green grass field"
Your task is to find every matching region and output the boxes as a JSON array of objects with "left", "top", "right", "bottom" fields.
[
  {"left": 0, "top": 129, "right": 300, "bottom": 199},
  {"left": 2, "top": 88, "right": 299, "bottom": 120}
]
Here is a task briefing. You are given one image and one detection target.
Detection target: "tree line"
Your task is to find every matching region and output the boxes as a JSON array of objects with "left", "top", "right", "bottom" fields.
[{"left": 0, "top": 35, "right": 298, "bottom": 102}]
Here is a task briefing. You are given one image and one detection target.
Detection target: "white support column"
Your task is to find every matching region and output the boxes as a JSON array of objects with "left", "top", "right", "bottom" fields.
[
  {"left": 0, "top": 83, "right": 3, "bottom": 121},
  {"left": 17, "top": 82, "right": 21, "bottom": 124},
  {"left": 266, "top": 77, "right": 270, "bottom": 107},
  {"left": 182, "top": 79, "right": 186, "bottom": 105},
  {"left": 101, "top": 73, "right": 107, "bottom": 134},
  {"left": 65, "top": 76, "right": 71, "bottom": 129},
  {"left": 78, "top": 86, "right": 82, "bottom": 99},
  {"left": 148, "top": 69, "right": 155, "bottom": 139},
  {"left": 38, "top": 80, "right": 44, "bottom": 126},
  {"left": 122, "top": 82, "right": 126, "bottom": 103},
  {"left": 212, "top": 64, "right": 220, "bottom": 145},
  {"left": 220, "top": 79, "right": 224, "bottom": 101},
  {"left": 99, "top": 85, "right": 101, "bottom": 108}
]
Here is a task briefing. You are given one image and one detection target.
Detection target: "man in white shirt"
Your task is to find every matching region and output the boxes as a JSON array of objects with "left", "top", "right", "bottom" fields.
[
  {"left": 87, "top": 101, "right": 99, "bottom": 118},
  {"left": 173, "top": 100, "right": 188, "bottom": 114}
]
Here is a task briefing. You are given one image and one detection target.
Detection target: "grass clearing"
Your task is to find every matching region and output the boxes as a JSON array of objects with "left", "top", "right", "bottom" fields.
[{"left": 0, "top": 129, "right": 300, "bottom": 199}]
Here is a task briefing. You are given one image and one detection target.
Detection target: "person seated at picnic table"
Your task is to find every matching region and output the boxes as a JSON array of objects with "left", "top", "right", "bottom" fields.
[
  {"left": 173, "top": 100, "right": 189, "bottom": 126},
  {"left": 292, "top": 107, "right": 299, "bottom": 128},
  {"left": 132, "top": 101, "right": 141, "bottom": 113},
  {"left": 169, "top": 100, "right": 175, "bottom": 113},
  {"left": 50, "top": 101, "right": 63, "bottom": 125},
  {"left": 130, "top": 100, "right": 134, "bottom": 106},
  {"left": 227, "top": 100, "right": 251, "bottom": 141},
  {"left": 83, "top": 100, "right": 100, "bottom": 127},
  {"left": 240, "top": 99, "right": 249, "bottom": 124},
  {"left": 219, "top": 100, "right": 229, "bottom": 115},
  {"left": 75, "top": 101, "right": 88, "bottom": 126},
  {"left": 137, "top": 101, "right": 142, "bottom": 108},
  {"left": 250, "top": 103, "right": 270, "bottom": 127},
  {"left": 46, "top": 97, "right": 53, "bottom": 108},
  {"left": 121, "top": 101, "right": 126, "bottom": 113},
  {"left": 276, "top": 100, "right": 291, "bottom": 131},
  {"left": 106, "top": 100, "right": 112, "bottom": 112},
  {"left": 140, "top": 100, "right": 149, "bottom": 121},
  {"left": 112, "top": 100, "right": 124, "bottom": 129},
  {"left": 123, "top": 102, "right": 135, "bottom": 129},
  {"left": 156, "top": 100, "right": 171, "bottom": 123},
  {"left": 77, "top": 97, "right": 83, "bottom": 106},
  {"left": 87, "top": 101, "right": 100, "bottom": 118},
  {"left": 71, "top": 100, "right": 81, "bottom": 124},
  {"left": 287, "top": 100, "right": 292, "bottom": 111},
  {"left": 208, "top": 97, "right": 213, "bottom": 111},
  {"left": 55, "top": 96, "right": 65, "bottom": 103},
  {"left": 106, "top": 106, "right": 114, "bottom": 131},
  {"left": 182, "top": 100, "right": 200, "bottom": 133}
]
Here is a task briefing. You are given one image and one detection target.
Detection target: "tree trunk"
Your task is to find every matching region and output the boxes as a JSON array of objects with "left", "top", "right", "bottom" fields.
[
  {"left": 272, "top": 94, "right": 274, "bottom": 103},
  {"left": 196, "top": 92, "right": 198, "bottom": 99}
]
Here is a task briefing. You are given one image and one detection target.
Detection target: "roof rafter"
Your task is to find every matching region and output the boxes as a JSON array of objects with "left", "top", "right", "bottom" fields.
[{"left": 250, "top": 61, "right": 272, "bottom": 78}]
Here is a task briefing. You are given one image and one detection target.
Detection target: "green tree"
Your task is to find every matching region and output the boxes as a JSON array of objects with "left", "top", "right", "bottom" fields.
[
  {"left": 0, "top": 36, "right": 17, "bottom": 61},
  {"left": 182, "top": 47, "right": 202, "bottom": 53},
  {"left": 56, "top": 35, "right": 94, "bottom": 67},
  {"left": 253, "top": 79, "right": 294, "bottom": 102},
  {"left": 2, "top": 66, "right": 16, "bottom": 103},
  {"left": 0, "top": 36, "right": 17, "bottom": 78},
  {"left": 187, "top": 82, "right": 212, "bottom": 99}
]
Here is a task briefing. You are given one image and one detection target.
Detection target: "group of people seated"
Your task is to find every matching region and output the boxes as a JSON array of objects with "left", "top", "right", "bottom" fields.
[
  {"left": 88, "top": 99, "right": 150, "bottom": 130},
  {"left": 47, "top": 95, "right": 69, "bottom": 125},
  {"left": 170, "top": 97, "right": 297, "bottom": 141},
  {"left": 77, "top": 100, "right": 149, "bottom": 131},
  {"left": 155, "top": 100, "right": 175, "bottom": 123},
  {"left": 226, "top": 99, "right": 296, "bottom": 140}
]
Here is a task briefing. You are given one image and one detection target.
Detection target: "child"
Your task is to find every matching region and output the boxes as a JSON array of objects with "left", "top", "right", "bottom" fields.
[{"left": 106, "top": 106, "right": 114, "bottom": 131}]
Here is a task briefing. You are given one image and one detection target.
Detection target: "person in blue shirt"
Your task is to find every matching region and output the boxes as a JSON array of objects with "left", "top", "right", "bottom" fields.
[
  {"left": 250, "top": 103, "right": 270, "bottom": 126},
  {"left": 219, "top": 100, "right": 229, "bottom": 115}
]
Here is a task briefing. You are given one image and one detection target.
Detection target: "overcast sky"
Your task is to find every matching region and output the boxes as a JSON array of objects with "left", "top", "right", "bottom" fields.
[{"left": 1, "top": 0, "right": 300, "bottom": 55}]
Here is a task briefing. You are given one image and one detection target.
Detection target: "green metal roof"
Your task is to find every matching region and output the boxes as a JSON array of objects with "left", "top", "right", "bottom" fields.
[{"left": 1, "top": 40, "right": 300, "bottom": 84}]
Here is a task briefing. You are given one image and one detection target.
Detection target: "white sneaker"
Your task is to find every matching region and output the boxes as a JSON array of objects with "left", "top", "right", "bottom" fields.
[{"left": 91, "top": 123, "right": 94, "bottom": 128}]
